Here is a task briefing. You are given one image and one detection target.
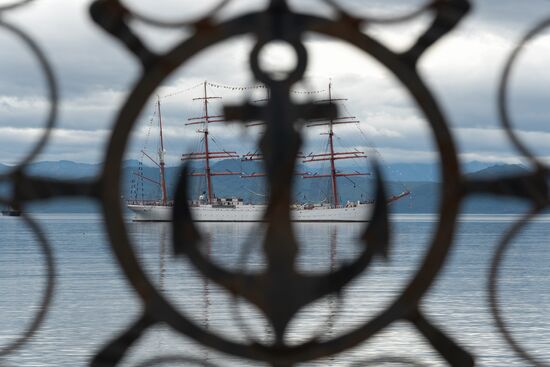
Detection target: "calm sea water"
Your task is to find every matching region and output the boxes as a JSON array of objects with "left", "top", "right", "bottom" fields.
[{"left": 1, "top": 213, "right": 549, "bottom": 366}]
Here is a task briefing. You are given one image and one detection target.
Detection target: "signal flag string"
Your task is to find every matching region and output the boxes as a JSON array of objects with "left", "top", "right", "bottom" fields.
[
  {"left": 160, "top": 81, "right": 327, "bottom": 99},
  {"left": 207, "top": 81, "right": 327, "bottom": 95},
  {"left": 162, "top": 82, "right": 204, "bottom": 98},
  {"left": 207, "top": 82, "right": 266, "bottom": 91},
  {"left": 141, "top": 102, "right": 158, "bottom": 154}
]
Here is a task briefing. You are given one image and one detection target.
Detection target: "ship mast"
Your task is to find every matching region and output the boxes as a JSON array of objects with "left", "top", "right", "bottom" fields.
[
  {"left": 182, "top": 81, "right": 240, "bottom": 204},
  {"left": 327, "top": 83, "right": 339, "bottom": 207},
  {"left": 131, "top": 96, "right": 170, "bottom": 206},
  {"left": 202, "top": 81, "right": 214, "bottom": 202},
  {"left": 157, "top": 96, "right": 169, "bottom": 206},
  {"left": 303, "top": 81, "right": 369, "bottom": 207}
]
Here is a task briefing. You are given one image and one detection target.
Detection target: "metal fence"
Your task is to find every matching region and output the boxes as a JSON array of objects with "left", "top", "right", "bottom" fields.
[{"left": 1, "top": 0, "right": 549, "bottom": 365}]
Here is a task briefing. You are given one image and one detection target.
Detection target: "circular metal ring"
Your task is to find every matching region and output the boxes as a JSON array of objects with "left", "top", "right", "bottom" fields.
[
  {"left": 121, "top": 0, "right": 232, "bottom": 28},
  {"left": 231, "top": 278, "right": 345, "bottom": 347},
  {"left": 101, "top": 10, "right": 461, "bottom": 365},
  {"left": 0, "top": 20, "right": 58, "bottom": 178},
  {"left": 230, "top": 231, "right": 272, "bottom": 345},
  {"left": 250, "top": 38, "right": 308, "bottom": 86},
  {"left": 0, "top": 204, "right": 56, "bottom": 357},
  {"left": 323, "top": 0, "right": 434, "bottom": 24},
  {"left": 488, "top": 208, "right": 550, "bottom": 366},
  {"left": 499, "top": 17, "right": 550, "bottom": 164},
  {"left": 350, "top": 356, "right": 428, "bottom": 366},
  {"left": 229, "top": 225, "right": 346, "bottom": 346},
  {"left": 132, "top": 355, "right": 221, "bottom": 367},
  {"left": 0, "top": 0, "right": 34, "bottom": 12},
  {"left": 497, "top": 24, "right": 550, "bottom": 364}
]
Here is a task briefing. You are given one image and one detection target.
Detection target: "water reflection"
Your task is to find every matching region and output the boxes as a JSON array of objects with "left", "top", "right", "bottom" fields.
[
  {"left": 327, "top": 226, "right": 338, "bottom": 366},
  {"left": 144, "top": 223, "right": 368, "bottom": 346},
  {"left": 202, "top": 234, "right": 211, "bottom": 364},
  {"left": 3, "top": 215, "right": 550, "bottom": 365},
  {"left": 158, "top": 224, "right": 167, "bottom": 291},
  {"left": 144, "top": 222, "right": 212, "bottom": 325},
  {"left": 326, "top": 226, "right": 338, "bottom": 338}
]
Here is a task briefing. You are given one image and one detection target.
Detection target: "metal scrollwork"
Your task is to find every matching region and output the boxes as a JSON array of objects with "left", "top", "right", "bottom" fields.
[
  {"left": 483, "top": 15, "right": 550, "bottom": 366},
  {"left": 118, "top": 0, "right": 232, "bottom": 28},
  {"left": 350, "top": 356, "right": 428, "bottom": 366},
  {"left": 0, "top": 0, "right": 58, "bottom": 358},
  {"left": 0, "top": 202, "right": 55, "bottom": 357},
  {"left": 0, "top": 19, "right": 58, "bottom": 180},
  {"left": 0, "top": 0, "right": 34, "bottom": 12},
  {"left": 4, "top": 0, "right": 550, "bottom": 365},
  {"left": 90, "top": 0, "right": 474, "bottom": 365},
  {"left": 323, "top": 0, "right": 432, "bottom": 24}
]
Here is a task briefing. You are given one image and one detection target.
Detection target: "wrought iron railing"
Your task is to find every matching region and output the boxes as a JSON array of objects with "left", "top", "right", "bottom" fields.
[{"left": 1, "top": 0, "right": 550, "bottom": 366}]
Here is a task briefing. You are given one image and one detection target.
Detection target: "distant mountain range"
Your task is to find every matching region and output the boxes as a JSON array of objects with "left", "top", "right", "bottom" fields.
[
  {"left": 0, "top": 159, "right": 500, "bottom": 181},
  {"left": 0, "top": 160, "right": 535, "bottom": 214}
]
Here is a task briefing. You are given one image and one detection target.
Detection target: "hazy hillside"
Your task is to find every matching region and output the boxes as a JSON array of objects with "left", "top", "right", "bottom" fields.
[
  {"left": 379, "top": 161, "right": 495, "bottom": 182},
  {"left": 391, "top": 164, "right": 532, "bottom": 214},
  {"left": 465, "top": 164, "right": 527, "bottom": 179},
  {"left": 0, "top": 160, "right": 536, "bottom": 214},
  {"left": 461, "top": 163, "right": 530, "bottom": 214}
]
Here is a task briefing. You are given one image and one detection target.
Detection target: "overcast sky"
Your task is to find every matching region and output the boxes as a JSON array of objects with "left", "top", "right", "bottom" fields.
[{"left": 1, "top": 0, "right": 550, "bottom": 166}]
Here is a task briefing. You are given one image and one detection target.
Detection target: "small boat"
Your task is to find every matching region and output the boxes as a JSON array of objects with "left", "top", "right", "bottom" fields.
[{"left": 1, "top": 206, "right": 22, "bottom": 217}]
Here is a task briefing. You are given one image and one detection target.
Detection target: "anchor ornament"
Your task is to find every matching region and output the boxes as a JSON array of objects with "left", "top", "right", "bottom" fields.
[{"left": 91, "top": 0, "right": 474, "bottom": 365}]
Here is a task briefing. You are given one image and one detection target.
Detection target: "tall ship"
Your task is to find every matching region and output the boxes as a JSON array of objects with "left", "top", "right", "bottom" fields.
[{"left": 127, "top": 81, "right": 410, "bottom": 222}]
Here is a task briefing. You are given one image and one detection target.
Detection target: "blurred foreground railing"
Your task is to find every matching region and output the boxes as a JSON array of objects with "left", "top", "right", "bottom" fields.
[{"left": 1, "top": 0, "right": 550, "bottom": 366}]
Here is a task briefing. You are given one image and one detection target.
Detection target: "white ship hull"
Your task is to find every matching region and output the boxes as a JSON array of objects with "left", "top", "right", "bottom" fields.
[{"left": 128, "top": 203, "right": 373, "bottom": 222}]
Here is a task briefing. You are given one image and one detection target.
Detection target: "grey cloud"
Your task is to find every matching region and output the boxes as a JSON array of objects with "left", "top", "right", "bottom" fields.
[{"left": 1, "top": 0, "right": 550, "bottom": 164}]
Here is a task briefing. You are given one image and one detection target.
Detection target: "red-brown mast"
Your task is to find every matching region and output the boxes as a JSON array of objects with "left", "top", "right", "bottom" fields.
[
  {"left": 327, "top": 83, "right": 339, "bottom": 207},
  {"left": 202, "top": 82, "right": 213, "bottom": 202},
  {"left": 182, "top": 81, "right": 240, "bottom": 203},
  {"left": 303, "top": 81, "right": 369, "bottom": 207},
  {"left": 157, "top": 96, "right": 169, "bottom": 206}
]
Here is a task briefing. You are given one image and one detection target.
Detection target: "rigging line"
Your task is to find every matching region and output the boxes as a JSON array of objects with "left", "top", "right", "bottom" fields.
[
  {"left": 242, "top": 187, "right": 267, "bottom": 197},
  {"left": 161, "top": 81, "right": 204, "bottom": 99},
  {"left": 206, "top": 83, "right": 228, "bottom": 119},
  {"left": 209, "top": 134, "right": 224, "bottom": 152},
  {"left": 312, "top": 138, "right": 331, "bottom": 200},
  {"left": 333, "top": 136, "right": 368, "bottom": 196},
  {"left": 141, "top": 102, "right": 158, "bottom": 152},
  {"left": 138, "top": 103, "right": 159, "bottom": 182},
  {"left": 334, "top": 134, "right": 365, "bottom": 173},
  {"left": 343, "top": 175, "right": 357, "bottom": 187},
  {"left": 188, "top": 129, "right": 200, "bottom": 155},
  {"left": 339, "top": 101, "right": 377, "bottom": 155},
  {"left": 333, "top": 101, "right": 370, "bottom": 194},
  {"left": 203, "top": 86, "right": 237, "bottom": 158},
  {"left": 355, "top": 118, "right": 411, "bottom": 194},
  {"left": 340, "top": 99, "right": 373, "bottom": 158},
  {"left": 341, "top": 100, "right": 354, "bottom": 119},
  {"left": 354, "top": 121, "right": 384, "bottom": 163},
  {"left": 210, "top": 134, "right": 237, "bottom": 158},
  {"left": 339, "top": 99, "right": 378, "bottom": 160}
]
